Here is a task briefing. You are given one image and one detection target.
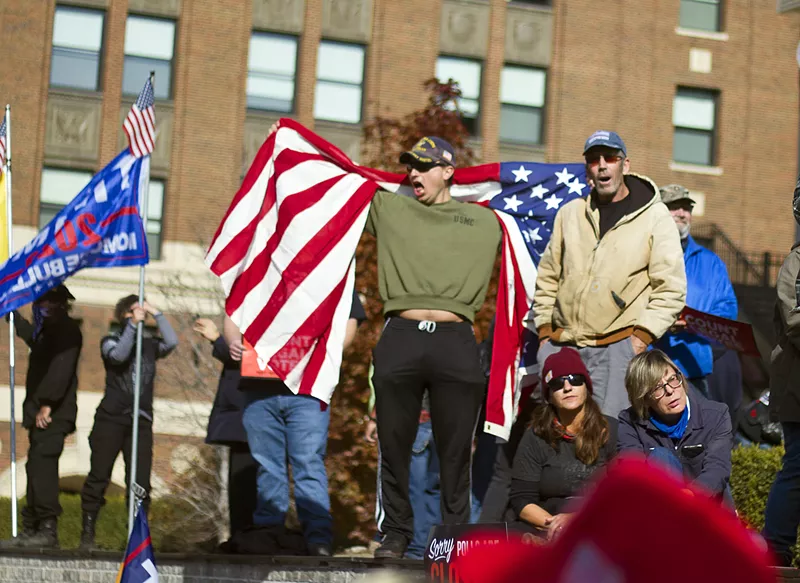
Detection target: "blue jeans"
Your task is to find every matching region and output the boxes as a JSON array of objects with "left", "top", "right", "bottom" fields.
[
  {"left": 405, "top": 420, "right": 441, "bottom": 560},
  {"left": 242, "top": 391, "right": 332, "bottom": 546},
  {"left": 764, "top": 422, "right": 800, "bottom": 566}
]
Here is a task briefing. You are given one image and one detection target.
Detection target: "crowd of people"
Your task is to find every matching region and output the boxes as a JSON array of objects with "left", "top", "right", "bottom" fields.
[{"left": 3, "top": 125, "right": 799, "bottom": 567}]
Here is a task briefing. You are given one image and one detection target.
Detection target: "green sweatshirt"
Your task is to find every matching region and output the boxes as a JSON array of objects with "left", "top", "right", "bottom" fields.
[{"left": 365, "top": 190, "right": 501, "bottom": 322}]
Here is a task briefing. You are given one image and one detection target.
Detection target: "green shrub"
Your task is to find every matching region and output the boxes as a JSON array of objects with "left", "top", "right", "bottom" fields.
[
  {"left": 730, "top": 445, "right": 784, "bottom": 532},
  {"left": 0, "top": 493, "right": 215, "bottom": 552}
]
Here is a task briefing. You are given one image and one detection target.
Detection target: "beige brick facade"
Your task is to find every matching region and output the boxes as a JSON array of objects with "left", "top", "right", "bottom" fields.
[{"left": 0, "top": 0, "right": 798, "bottom": 495}]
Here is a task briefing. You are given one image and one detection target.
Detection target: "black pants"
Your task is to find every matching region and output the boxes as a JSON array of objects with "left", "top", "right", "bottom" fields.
[
  {"left": 477, "top": 412, "right": 529, "bottom": 523},
  {"left": 81, "top": 416, "right": 153, "bottom": 514},
  {"left": 372, "top": 318, "right": 485, "bottom": 542},
  {"left": 23, "top": 421, "right": 70, "bottom": 527},
  {"left": 228, "top": 443, "right": 258, "bottom": 536}
]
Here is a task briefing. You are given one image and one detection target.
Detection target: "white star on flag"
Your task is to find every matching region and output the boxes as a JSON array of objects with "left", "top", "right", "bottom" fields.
[
  {"left": 503, "top": 194, "right": 524, "bottom": 212},
  {"left": 568, "top": 179, "right": 587, "bottom": 195},
  {"left": 530, "top": 184, "right": 549, "bottom": 199},
  {"left": 555, "top": 167, "right": 575, "bottom": 186},
  {"left": 511, "top": 165, "right": 533, "bottom": 183},
  {"left": 528, "top": 227, "right": 542, "bottom": 243},
  {"left": 544, "top": 193, "right": 563, "bottom": 210}
]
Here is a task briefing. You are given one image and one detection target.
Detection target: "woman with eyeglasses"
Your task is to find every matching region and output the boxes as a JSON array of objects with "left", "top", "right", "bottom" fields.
[
  {"left": 508, "top": 347, "right": 617, "bottom": 541},
  {"left": 618, "top": 349, "right": 733, "bottom": 500}
]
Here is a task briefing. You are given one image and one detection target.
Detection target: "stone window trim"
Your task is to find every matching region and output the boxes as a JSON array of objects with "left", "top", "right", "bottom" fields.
[{"left": 675, "top": 27, "right": 729, "bottom": 42}]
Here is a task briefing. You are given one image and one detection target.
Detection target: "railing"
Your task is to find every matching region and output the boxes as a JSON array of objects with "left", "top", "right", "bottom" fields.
[{"left": 691, "top": 224, "right": 784, "bottom": 287}]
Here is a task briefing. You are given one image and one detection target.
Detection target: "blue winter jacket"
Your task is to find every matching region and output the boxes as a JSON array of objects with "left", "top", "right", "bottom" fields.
[{"left": 655, "top": 236, "right": 737, "bottom": 378}]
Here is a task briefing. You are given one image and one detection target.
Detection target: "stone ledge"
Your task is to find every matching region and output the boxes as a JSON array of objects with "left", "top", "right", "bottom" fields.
[{"left": 0, "top": 551, "right": 427, "bottom": 583}]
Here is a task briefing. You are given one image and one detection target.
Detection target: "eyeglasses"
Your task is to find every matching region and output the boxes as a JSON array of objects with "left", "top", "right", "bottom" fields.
[
  {"left": 406, "top": 162, "right": 444, "bottom": 173},
  {"left": 585, "top": 153, "right": 624, "bottom": 166},
  {"left": 546, "top": 374, "right": 586, "bottom": 392},
  {"left": 649, "top": 375, "right": 683, "bottom": 400}
]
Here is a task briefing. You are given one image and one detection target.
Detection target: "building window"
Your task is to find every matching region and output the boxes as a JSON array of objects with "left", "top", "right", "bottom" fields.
[
  {"left": 673, "top": 88, "right": 717, "bottom": 166},
  {"left": 247, "top": 32, "right": 298, "bottom": 112},
  {"left": 500, "top": 66, "right": 546, "bottom": 145},
  {"left": 123, "top": 15, "right": 175, "bottom": 100},
  {"left": 145, "top": 179, "right": 164, "bottom": 260},
  {"left": 506, "top": 0, "right": 551, "bottom": 5},
  {"left": 314, "top": 41, "right": 365, "bottom": 124},
  {"left": 436, "top": 56, "right": 482, "bottom": 135},
  {"left": 50, "top": 6, "right": 105, "bottom": 91},
  {"left": 679, "top": 0, "right": 721, "bottom": 32},
  {"left": 39, "top": 168, "right": 93, "bottom": 229},
  {"left": 39, "top": 169, "right": 164, "bottom": 260}
]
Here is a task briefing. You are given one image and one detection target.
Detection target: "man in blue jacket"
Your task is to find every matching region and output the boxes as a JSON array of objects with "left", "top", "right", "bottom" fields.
[{"left": 656, "top": 184, "right": 738, "bottom": 404}]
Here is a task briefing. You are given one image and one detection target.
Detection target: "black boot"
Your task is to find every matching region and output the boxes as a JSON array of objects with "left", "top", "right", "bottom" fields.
[
  {"left": 17, "top": 517, "right": 58, "bottom": 549},
  {"left": 0, "top": 521, "right": 38, "bottom": 549},
  {"left": 79, "top": 512, "right": 97, "bottom": 550}
]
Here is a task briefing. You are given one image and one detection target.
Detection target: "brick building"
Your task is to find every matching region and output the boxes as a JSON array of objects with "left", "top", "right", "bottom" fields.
[{"left": 0, "top": 0, "right": 797, "bottom": 499}]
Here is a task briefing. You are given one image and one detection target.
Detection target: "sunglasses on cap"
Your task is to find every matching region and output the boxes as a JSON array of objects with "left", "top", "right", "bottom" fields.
[
  {"left": 585, "top": 152, "right": 624, "bottom": 166},
  {"left": 546, "top": 374, "right": 587, "bottom": 392}
]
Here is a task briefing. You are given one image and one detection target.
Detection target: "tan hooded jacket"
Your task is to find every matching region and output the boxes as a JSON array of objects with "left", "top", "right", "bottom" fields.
[{"left": 532, "top": 173, "right": 686, "bottom": 346}]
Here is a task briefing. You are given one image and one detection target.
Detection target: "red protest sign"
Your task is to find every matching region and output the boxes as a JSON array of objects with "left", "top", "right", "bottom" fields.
[
  {"left": 681, "top": 307, "right": 760, "bottom": 357},
  {"left": 240, "top": 338, "right": 280, "bottom": 379}
]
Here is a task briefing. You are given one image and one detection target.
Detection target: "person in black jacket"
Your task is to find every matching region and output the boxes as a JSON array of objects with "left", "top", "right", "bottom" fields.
[
  {"left": 79, "top": 294, "right": 177, "bottom": 549},
  {"left": 0, "top": 285, "right": 82, "bottom": 549},
  {"left": 509, "top": 347, "right": 616, "bottom": 541},
  {"left": 617, "top": 349, "right": 732, "bottom": 501},
  {"left": 194, "top": 317, "right": 257, "bottom": 549}
]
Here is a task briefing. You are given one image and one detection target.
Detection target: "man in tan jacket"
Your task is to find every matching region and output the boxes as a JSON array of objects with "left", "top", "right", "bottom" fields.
[{"left": 533, "top": 130, "right": 686, "bottom": 417}]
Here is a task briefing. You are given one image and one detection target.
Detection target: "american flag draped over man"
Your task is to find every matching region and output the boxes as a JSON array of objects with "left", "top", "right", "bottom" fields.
[{"left": 206, "top": 119, "right": 587, "bottom": 439}]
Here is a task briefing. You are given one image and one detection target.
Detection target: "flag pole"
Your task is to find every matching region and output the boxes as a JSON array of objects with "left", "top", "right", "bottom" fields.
[
  {"left": 4, "top": 105, "right": 17, "bottom": 538},
  {"left": 127, "top": 72, "right": 154, "bottom": 535}
]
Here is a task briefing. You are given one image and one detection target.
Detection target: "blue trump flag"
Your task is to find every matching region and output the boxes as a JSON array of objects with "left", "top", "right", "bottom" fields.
[
  {"left": 0, "top": 149, "right": 149, "bottom": 316},
  {"left": 116, "top": 504, "right": 157, "bottom": 583}
]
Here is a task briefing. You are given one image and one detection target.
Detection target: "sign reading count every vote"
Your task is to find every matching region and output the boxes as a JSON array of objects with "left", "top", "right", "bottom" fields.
[{"left": 0, "top": 149, "right": 150, "bottom": 316}]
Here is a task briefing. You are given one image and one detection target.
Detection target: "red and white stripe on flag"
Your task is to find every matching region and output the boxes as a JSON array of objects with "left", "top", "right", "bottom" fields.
[
  {"left": 206, "top": 119, "right": 531, "bottom": 438},
  {"left": 0, "top": 114, "right": 7, "bottom": 169},
  {"left": 123, "top": 78, "right": 156, "bottom": 158}
]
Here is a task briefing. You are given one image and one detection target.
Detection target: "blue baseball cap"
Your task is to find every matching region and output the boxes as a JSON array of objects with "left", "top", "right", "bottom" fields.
[
  {"left": 583, "top": 130, "right": 627, "bottom": 156},
  {"left": 399, "top": 136, "right": 456, "bottom": 167}
]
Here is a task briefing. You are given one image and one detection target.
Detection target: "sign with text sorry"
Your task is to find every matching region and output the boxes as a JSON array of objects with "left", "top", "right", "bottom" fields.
[{"left": 0, "top": 149, "right": 150, "bottom": 316}]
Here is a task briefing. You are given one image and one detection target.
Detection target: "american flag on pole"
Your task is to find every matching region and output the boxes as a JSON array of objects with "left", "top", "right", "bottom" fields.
[
  {"left": 123, "top": 78, "right": 156, "bottom": 158},
  {"left": 0, "top": 114, "right": 7, "bottom": 170},
  {"left": 205, "top": 118, "right": 587, "bottom": 439}
]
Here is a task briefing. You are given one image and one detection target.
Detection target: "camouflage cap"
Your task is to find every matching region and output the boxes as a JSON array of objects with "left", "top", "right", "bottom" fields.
[{"left": 659, "top": 184, "right": 696, "bottom": 206}]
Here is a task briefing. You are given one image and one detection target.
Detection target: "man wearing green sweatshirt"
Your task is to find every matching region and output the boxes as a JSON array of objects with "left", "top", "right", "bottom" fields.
[{"left": 369, "top": 136, "right": 501, "bottom": 558}]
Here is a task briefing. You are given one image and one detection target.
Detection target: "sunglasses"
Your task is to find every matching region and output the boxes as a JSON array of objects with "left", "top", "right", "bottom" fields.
[
  {"left": 546, "top": 374, "right": 586, "bottom": 392},
  {"left": 585, "top": 153, "right": 624, "bottom": 166},
  {"left": 406, "top": 162, "right": 444, "bottom": 173}
]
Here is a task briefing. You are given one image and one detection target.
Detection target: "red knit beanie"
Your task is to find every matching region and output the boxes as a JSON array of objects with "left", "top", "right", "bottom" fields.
[{"left": 541, "top": 347, "right": 593, "bottom": 400}]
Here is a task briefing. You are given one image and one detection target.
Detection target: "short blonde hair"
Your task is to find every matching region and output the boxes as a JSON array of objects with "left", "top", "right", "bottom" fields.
[{"left": 624, "top": 349, "right": 686, "bottom": 419}]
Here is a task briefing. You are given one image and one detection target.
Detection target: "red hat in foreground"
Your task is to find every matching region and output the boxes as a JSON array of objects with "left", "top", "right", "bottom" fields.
[{"left": 455, "top": 456, "right": 776, "bottom": 583}]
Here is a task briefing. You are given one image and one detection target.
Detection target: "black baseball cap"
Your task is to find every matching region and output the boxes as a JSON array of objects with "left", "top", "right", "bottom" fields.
[
  {"left": 36, "top": 284, "right": 75, "bottom": 305},
  {"left": 399, "top": 137, "right": 456, "bottom": 167}
]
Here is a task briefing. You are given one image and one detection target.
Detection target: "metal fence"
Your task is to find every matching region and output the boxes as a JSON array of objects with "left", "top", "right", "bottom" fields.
[{"left": 691, "top": 224, "right": 784, "bottom": 288}]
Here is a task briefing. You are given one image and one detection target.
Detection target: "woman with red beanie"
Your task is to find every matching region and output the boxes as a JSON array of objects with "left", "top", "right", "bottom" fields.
[{"left": 508, "top": 347, "right": 617, "bottom": 541}]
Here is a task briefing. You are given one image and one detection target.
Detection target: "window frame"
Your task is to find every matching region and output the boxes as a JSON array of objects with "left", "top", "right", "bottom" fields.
[
  {"left": 246, "top": 30, "right": 299, "bottom": 114},
  {"left": 38, "top": 166, "right": 94, "bottom": 229},
  {"left": 679, "top": 0, "right": 723, "bottom": 33},
  {"left": 498, "top": 63, "right": 547, "bottom": 146},
  {"left": 50, "top": 4, "right": 106, "bottom": 93},
  {"left": 122, "top": 13, "right": 177, "bottom": 100},
  {"left": 672, "top": 86, "right": 719, "bottom": 167},
  {"left": 436, "top": 54, "right": 484, "bottom": 136},
  {"left": 314, "top": 39, "right": 366, "bottom": 125},
  {"left": 144, "top": 177, "right": 166, "bottom": 260}
]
